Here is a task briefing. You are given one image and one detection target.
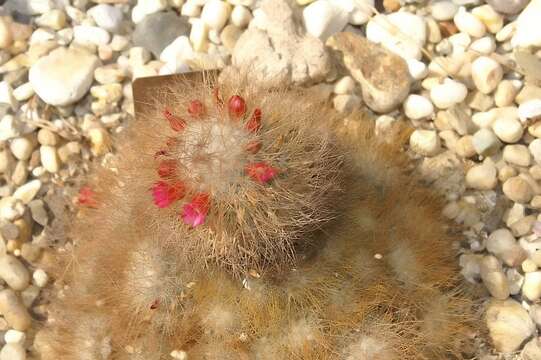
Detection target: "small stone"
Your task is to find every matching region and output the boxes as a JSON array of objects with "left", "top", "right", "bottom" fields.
[
  {"left": 132, "top": 0, "right": 168, "bottom": 23},
  {"left": 88, "top": 128, "right": 111, "bottom": 156},
  {"left": 0, "top": 82, "right": 17, "bottom": 110},
  {"left": 529, "top": 139, "right": 541, "bottom": 165},
  {"left": 182, "top": 1, "right": 201, "bottom": 17},
  {"left": 10, "top": 137, "right": 34, "bottom": 161},
  {"left": 0, "top": 197, "right": 24, "bottom": 222},
  {"left": 486, "top": 0, "right": 529, "bottom": 15},
  {"left": 333, "top": 76, "right": 355, "bottom": 95},
  {"left": 503, "top": 176, "right": 533, "bottom": 203},
  {"left": 405, "top": 58, "right": 428, "bottom": 81},
  {"left": 13, "top": 83, "right": 34, "bottom": 102},
  {"left": 20, "top": 243, "right": 41, "bottom": 263},
  {"left": 0, "top": 343, "right": 25, "bottom": 360},
  {"left": 37, "top": 129, "right": 58, "bottom": 146},
  {"left": 467, "top": 91, "right": 494, "bottom": 112},
  {"left": 523, "top": 271, "right": 541, "bottom": 301},
  {"left": 201, "top": 0, "right": 232, "bottom": 31},
  {"left": 0, "top": 115, "right": 20, "bottom": 142},
  {"left": 13, "top": 180, "right": 41, "bottom": 204},
  {"left": 403, "top": 94, "right": 434, "bottom": 120},
  {"left": 133, "top": 11, "right": 191, "bottom": 58},
  {"left": 73, "top": 25, "right": 111, "bottom": 46},
  {"left": 35, "top": 9, "right": 66, "bottom": 30},
  {"left": 480, "top": 256, "right": 510, "bottom": 299},
  {"left": 494, "top": 80, "right": 521, "bottom": 107},
  {"left": 430, "top": 1, "right": 458, "bottom": 21},
  {"left": 469, "top": 36, "right": 496, "bottom": 55},
  {"left": 430, "top": 78, "right": 468, "bottom": 109},
  {"left": 0, "top": 255, "right": 29, "bottom": 291},
  {"left": 522, "top": 259, "right": 538, "bottom": 273},
  {"left": 455, "top": 135, "right": 476, "bottom": 158},
  {"left": 333, "top": 94, "right": 361, "bottom": 113},
  {"left": 0, "top": 289, "right": 31, "bottom": 331},
  {"left": 511, "top": 0, "right": 541, "bottom": 48},
  {"left": 94, "top": 65, "right": 125, "bottom": 85},
  {"left": 40, "top": 146, "right": 60, "bottom": 173},
  {"left": 190, "top": 19, "right": 209, "bottom": 52},
  {"left": 366, "top": 12, "right": 426, "bottom": 60},
  {"left": 519, "top": 100, "right": 541, "bottom": 123},
  {"left": 453, "top": 6, "right": 486, "bottom": 38},
  {"left": 471, "top": 5, "right": 503, "bottom": 33},
  {"left": 486, "top": 299, "right": 535, "bottom": 353},
  {"left": 522, "top": 337, "right": 541, "bottom": 360},
  {"left": 303, "top": 0, "right": 349, "bottom": 41},
  {"left": 28, "top": 200, "right": 48, "bottom": 227},
  {"left": 471, "top": 56, "right": 503, "bottom": 94},
  {"left": 327, "top": 32, "right": 411, "bottom": 113},
  {"left": 231, "top": 5, "right": 252, "bottom": 28},
  {"left": 32, "top": 268, "right": 48, "bottom": 287},
  {"left": 517, "top": 85, "right": 541, "bottom": 105},
  {"left": 220, "top": 25, "right": 242, "bottom": 52},
  {"left": 503, "top": 145, "right": 531, "bottom": 167},
  {"left": 4, "top": 329, "right": 25, "bottom": 345},
  {"left": 472, "top": 128, "right": 501, "bottom": 156},
  {"left": 492, "top": 117, "right": 523, "bottom": 143},
  {"left": 128, "top": 47, "right": 151, "bottom": 68},
  {"left": 486, "top": 228, "right": 526, "bottom": 267},
  {"left": 507, "top": 268, "right": 525, "bottom": 295},
  {"left": 409, "top": 129, "right": 441, "bottom": 157},
  {"left": 29, "top": 47, "right": 100, "bottom": 106},
  {"left": 466, "top": 161, "right": 497, "bottom": 190},
  {"left": 0, "top": 17, "right": 13, "bottom": 49},
  {"left": 88, "top": 5, "right": 123, "bottom": 33}
]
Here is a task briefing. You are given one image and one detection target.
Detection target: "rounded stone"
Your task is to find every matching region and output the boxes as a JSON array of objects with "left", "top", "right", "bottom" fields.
[
  {"left": 29, "top": 47, "right": 100, "bottom": 106},
  {"left": 403, "top": 94, "right": 434, "bottom": 120},
  {"left": 503, "top": 176, "right": 534, "bottom": 203},
  {"left": 466, "top": 162, "right": 497, "bottom": 190}
]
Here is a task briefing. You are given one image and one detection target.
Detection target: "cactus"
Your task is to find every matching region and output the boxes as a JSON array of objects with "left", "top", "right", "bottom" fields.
[{"left": 35, "top": 73, "right": 477, "bottom": 359}]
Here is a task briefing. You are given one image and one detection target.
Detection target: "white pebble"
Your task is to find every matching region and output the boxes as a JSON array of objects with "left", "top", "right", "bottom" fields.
[
  {"left": 495, "top": 80, "right": 521, "bottom": 107},
  {"left": 73, "top": 25, "right": 111, "bottom": 46},
  {"left": 190, "top": 19, "right": 209, "bottom": 52},
  {"left": 303, "top": 0, "right": 349, "bottom": 41},
  {"left": 529, "top": 139, "right": 541, "bottom": 165},
  {"left": 511, "top": 0, "right": 541, "bottom": 48},
  {"left": 201, "top": 0, "right": 232, "bottom": 31},
  {"left": 0, "top": 197, "right": 24, "bottom": 222},
  {"left": 182, "top": 1, "right": 201, "bottom": 17},
  {"left": 12, "top": 83, "right": 35, "bottom": 102},
  {"left": 487, "top": 229, "right": 525, "bottom": 267},
  {"left": 472, "top": 4, "right": 503, "bottom": 33},
  {"left": 0, "top": 343, "right": 25, "bottom": 360},
  {"left": 0, "top": 255, "right": 30, "bottom": 291},
  {"left": 466, "top": 161, "right": 497, "bottom": 190},
  {"left": 430, "top": 78, "right": 468, "bottom": 109},
  {"left": 230, "top": 5, "right": 252, "bottom": 28},
  {"left": 503, "top": 145, "right": 531, "bottom": 167},
  {"left": 472, "top": 128, "right": 501, "bottom": 155},
  {"left": 469, "top": 36, "right": 496, "bottom": 55},
  {"left": 409, "top": 129, "right": 441, "bottom": 156},
  {"left": 132, "top": 0, "right": 168, "bottom": 23},
  {"left": 40, "top": 146, "right": 60, "bottom": 173},
  {"left": 9, "top": 137, "right": 34, "bottom": 161},
  {"left": 88, "top": 4, "right": 123, "bottom": 33},
  {"left": 13, "top": 180, "right": 42, "bottom": 204},
  {"left": 453, "top": 6, "right": 486, "bottom": 38},
  {"left": 406, "top": 58, "right": 428, "bottom": 81},
  {"left": 32, "top": 269, "right": 48, "bottom": 288},
  {"left": 403, "top": 94, "right": 434, "bottom": 120},
  {"left": 523, "top": 271, "right": 541, "bottom": 301},
  {"left": 480, "top": 256, "right": 510, "bottom": 299},
  {"left": 333, "top": 76, "right": 355, "bottom": 95},
  {"left": 430, "top": 1, "right": 458, "bottom": 21},
  {"left": 4, "top": 330, "right": 25, "bottom": 345},
  {"left": 0, "top": 82, "right": 16, "bottom": 110},
  {"left": 471, "top": 56, "right": 502, "bottom": 94},
  {"left": 492, "top": 117, "right": 523, "bottom": 143},
  {"left": 519, "top": 99, "right": 541, "bottom": 123},
  {"left": 486, "top": 299, "right": 535, "bottom": 353},
  {"left": 503, "top": 176, "right": 534, "bottom": 203}
]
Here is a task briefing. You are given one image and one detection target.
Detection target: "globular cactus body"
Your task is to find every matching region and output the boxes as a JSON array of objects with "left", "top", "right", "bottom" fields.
[{"left": 36, "top": 73, "right": 477, "bottom": 360}]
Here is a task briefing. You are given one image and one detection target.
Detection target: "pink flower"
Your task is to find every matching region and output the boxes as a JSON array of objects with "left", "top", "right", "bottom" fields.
[
  {"left": 181, "top": 193, "right": 210, "bottom": 227},
  {"left": 152, "top": 181, "right": 185, "bottom": 208},
  {"left": 246, "top": 162, "right": 278, "bottom": 183},
  {"left": 78, "top": 186, "right": 98, "bottom": 208}
]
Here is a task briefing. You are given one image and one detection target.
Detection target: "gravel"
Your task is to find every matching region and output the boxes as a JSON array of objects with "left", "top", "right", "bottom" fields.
[{"left": 0, "top": 0, "right": 540, "bottom": 357}]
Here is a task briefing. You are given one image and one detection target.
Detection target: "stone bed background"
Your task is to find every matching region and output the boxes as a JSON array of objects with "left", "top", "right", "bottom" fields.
[{"left": 0, "top": 0, "right": 540, "bottom": 359}]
